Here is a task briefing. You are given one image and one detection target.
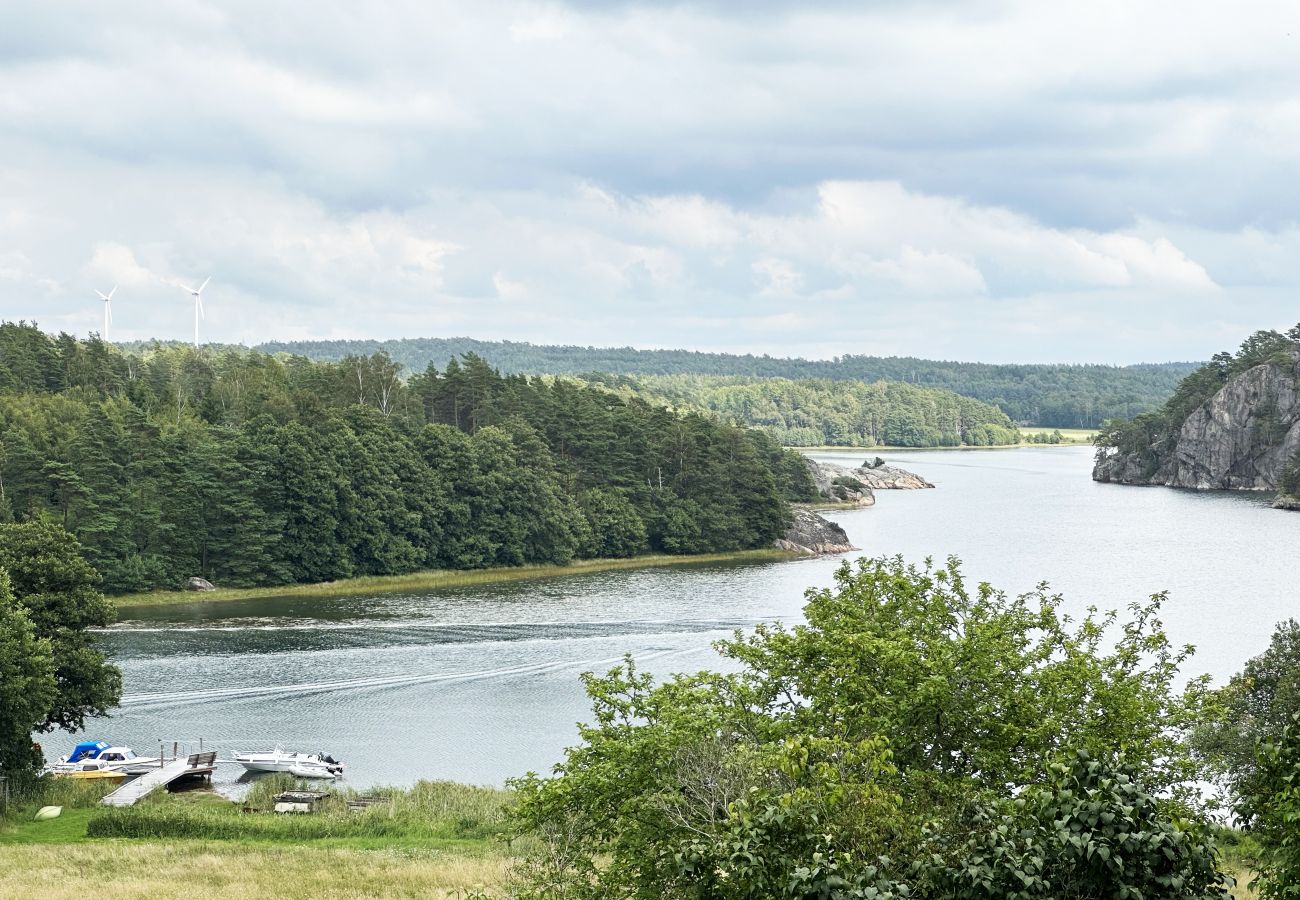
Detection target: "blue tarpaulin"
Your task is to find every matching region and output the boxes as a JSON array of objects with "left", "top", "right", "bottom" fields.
[{"left": 67, "top": 740, "right": 109, "bottom": 762}]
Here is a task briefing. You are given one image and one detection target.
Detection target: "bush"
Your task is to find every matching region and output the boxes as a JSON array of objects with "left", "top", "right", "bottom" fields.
[
  {"left": 1238, "top": 711, "right": 1300, "bottom": 899},
  {"left": 925, "top": 750, "right": 1229, "bottom": 899},
  {"left": 1192, "top": 619, "right": 1300, "bottom": 805},
  {"left": 509, "top": 558, "right": 1214, "bottom": 898}
]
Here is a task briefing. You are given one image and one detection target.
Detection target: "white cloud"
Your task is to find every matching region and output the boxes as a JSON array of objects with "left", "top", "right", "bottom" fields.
[{"left": 0, "top": 0, "right": 1297, "bottom": 361}]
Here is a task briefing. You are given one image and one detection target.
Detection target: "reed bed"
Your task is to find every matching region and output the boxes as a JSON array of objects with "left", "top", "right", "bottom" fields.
[
  {"left": 113, "top": 549, "right": 794, "bottom": 609},
  {"left": 84, "top": 777, "right": 512, "bottom": 842}
]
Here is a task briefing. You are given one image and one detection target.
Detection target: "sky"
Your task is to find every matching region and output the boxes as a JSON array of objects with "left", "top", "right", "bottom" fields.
[{"left": 2, "top": 0, "right": 1299, "bottom": 364}]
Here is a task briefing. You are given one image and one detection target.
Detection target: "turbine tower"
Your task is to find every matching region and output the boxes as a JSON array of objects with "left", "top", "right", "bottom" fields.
[
  {"left": 94, "top": 286, "right": 117, "bottom": 341},
  {"left": 179, "top": 276, "right": 210, "bottom": 347}
]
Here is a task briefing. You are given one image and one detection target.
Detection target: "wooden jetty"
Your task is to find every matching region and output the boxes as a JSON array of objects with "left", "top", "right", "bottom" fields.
[{"left": 101, "top": 751, "right": 218, "bottom": 807}]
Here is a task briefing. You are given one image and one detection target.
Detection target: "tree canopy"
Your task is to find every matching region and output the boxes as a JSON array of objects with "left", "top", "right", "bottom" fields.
[
  {"left": 248, "top": 335, "right": 1197, "bottom": 429},
  {"left": 573, "top": 373, "right": 1021, "bottom": 448},
  {"left": 0, "top": 323, "right": 813, "bottom": 593}
]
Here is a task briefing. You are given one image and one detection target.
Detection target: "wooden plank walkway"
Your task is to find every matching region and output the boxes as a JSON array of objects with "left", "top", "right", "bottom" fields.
[{"left": 101, "top": 751, "right": 218, "bottom": 807}]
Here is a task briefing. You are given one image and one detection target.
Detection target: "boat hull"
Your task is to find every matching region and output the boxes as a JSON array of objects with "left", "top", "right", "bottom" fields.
[{"left": 234, "top": 750, "right": 343, "bottom": 778}]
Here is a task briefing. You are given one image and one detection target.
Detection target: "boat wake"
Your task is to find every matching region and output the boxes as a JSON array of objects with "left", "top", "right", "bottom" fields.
[{"left": 119, "top": 647, "right": 704, "bottom": 709}]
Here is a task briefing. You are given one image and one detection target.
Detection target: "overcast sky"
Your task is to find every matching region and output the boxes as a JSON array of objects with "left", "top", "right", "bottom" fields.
[{"left": 2, "top": 0, "right": 1298, "bottom": 363}]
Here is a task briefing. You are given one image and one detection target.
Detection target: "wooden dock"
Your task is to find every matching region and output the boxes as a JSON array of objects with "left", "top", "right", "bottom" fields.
[{"left": 101, "top": 751, "right": 218, "bottom": 807}]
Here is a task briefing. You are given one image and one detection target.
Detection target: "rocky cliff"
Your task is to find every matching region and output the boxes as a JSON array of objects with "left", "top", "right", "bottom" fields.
[
  {"left": 775, "top": 508, "right": 857, "bottom": 554},
  {"left": 804, "top": 456, "right": 934, "bottom": 506},
  {"left": 1093, "top": 350, "right": 1300, "bottom": 493}
]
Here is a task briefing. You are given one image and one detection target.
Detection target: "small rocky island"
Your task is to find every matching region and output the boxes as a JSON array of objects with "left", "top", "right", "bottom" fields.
[
  {"left": 804, "top": 456, "right": 934, "bottom": 507},
  {"left": 774, "top": 456, "right": 934, "bottom": 554},
  {"left": 1093, "top": 333, "right": 1300, "bottom": 510}
]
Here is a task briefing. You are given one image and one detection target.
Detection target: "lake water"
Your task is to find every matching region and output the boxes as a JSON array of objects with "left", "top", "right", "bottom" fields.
[{"left": 53, "top": 446, "right": 1300, "bottom": 790}]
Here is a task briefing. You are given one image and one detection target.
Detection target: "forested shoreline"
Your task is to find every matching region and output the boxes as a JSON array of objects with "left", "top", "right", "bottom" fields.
[
  {"left": 0, "top": 322, "right": 813, "bottom": 594},
  {"left": 574, "top": 372, "right": 1021, "bottom": 447},
  {"left": 251, "top": 336, "right": 1197, "bottom": 429}
]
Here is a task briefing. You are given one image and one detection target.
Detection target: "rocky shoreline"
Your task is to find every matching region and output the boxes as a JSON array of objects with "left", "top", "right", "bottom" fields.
[
  {"left": 1093, "top": 352, "right": 1300, "bottom": 493},
  {"left": 804, "top": 456, "right": 934, "bottom": 507},
  {"left": 773, "top": 456, "right": 934, "bottom": 553},
  {"left": 775, "top": 508, "right": 858, "bottom": 555}
]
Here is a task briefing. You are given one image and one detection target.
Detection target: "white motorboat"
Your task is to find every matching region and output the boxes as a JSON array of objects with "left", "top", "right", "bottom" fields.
[
  {"left": 46, "top": 740, "right": 160, "bottom": 777},
  {"left": 232, "top": 747, "right": 344, "bottom": 779}
]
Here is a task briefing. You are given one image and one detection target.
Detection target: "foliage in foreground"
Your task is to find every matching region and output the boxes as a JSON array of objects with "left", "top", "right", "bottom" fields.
[
  {"left": 1236, "top": 712, "right": 1300, "bottom": 899},
  {"left": 929, "top": 751, "right": 1226, "bottom": 899},
  {"left": 509, "top": 556, "right": 1225, "bottom": 899},
  {"left": 0, "top": 522, "right": 120, "bottom": 785},
  {"left": 1192, "top": 619, "right": 1300, "bottom": 808}
]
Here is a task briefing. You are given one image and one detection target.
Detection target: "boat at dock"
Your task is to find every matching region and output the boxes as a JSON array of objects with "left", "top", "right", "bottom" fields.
[
  {"left": 47, "top": 759, "right": 129, "bottom": 782},
  {"left": 46, "top": 740, "right": 161, "bottom": 777},
  {"left": 232, "top": 748, "right": 344, "bottom": 779}
]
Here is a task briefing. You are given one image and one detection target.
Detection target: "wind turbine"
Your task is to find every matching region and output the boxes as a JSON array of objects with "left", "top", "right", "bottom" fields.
[
  {"left": 179, "top": 276, "right": 210, "bottom": 347},
  {"left": 95, "top": 286, "right": 117, "bottom": 341}
]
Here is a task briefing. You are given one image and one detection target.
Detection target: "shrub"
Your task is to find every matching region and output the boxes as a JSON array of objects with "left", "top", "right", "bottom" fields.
[
  {"left": 1238, "top": 712, "right": 1300, "bottom": 899},
  {"left": 925, "top": 750, "right": 1229, "bottom": 899}
]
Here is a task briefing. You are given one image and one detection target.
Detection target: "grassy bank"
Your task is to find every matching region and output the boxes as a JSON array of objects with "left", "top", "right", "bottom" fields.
[
  {"left": 0, "top": 842, "right": 510, "bottom": 900},
  {"left": 0, "top": 777, "right": 516, "bottom": 898},
  {"left": 0, "top": 777, "right": 1259, "bottom": 899},
  {"left": 113, "top": 549, "right": 798, "bottom": 609}
]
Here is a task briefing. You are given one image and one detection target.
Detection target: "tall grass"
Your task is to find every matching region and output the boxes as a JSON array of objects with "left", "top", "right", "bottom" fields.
[
  {"left": 0, "top": 841, "right": 511, "bottom": 899},
  {"left": 1, "top": 776, "right": 115, "bottom": 823},
  {"left": 85, "top": 778, "right": 512, "bottom": 842},
  {"left": 113, "top": 549, "right": 794, "bottom": 609}
]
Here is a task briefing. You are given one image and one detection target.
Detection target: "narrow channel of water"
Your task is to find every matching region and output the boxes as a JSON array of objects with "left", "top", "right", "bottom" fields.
[{"left": 58, "top": 446, "right": 1299, "bottom": 789}]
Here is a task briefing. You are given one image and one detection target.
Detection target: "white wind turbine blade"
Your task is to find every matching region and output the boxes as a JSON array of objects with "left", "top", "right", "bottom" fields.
[
  {"left": 95, "top": 290, "right": 110, "bottom": 301},
  {"left": 197, "top": 295, "right": 205, "bottom": 319},
  {"left": 106, "top": 303, "right": 113, "bottom": 324},
  {"left": 107, "top": 285, "right": 117, "bottom": 300},
  {"left": 179, "top": 282, "right": 197, "bottom": 295},
  {"left": 196, "top": 276, "right": 210, "bottom": 294}
]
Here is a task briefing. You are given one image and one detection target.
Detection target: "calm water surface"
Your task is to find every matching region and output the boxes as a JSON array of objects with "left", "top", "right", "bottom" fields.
[{"left": 56, "top": 447, "right": 1300, "bottom": 790}]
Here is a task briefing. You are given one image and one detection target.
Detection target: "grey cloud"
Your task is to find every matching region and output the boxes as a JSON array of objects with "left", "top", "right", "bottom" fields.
[{"left": 2, "top": 0, "right": 1299, "bottom": 362}]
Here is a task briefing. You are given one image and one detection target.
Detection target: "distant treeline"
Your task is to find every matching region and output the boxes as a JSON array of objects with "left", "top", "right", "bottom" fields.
[
  {"left": 573, "top": 373, "right": 1020, "bottom": 448},
  {"left": 0, "top": 322, "right": 813, "bottom": 594},
  {"left": 253, "top": 337, "right": 1198, "bottom": 429}
]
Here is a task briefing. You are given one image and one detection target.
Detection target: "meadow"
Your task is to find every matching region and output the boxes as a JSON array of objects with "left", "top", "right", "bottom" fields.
[{"left": 0, "top": 777, "right": 516, "bottom": 899}]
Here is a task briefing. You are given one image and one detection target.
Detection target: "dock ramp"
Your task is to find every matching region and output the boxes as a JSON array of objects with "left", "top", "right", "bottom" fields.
[{"left": 101, "top": 751, "right": 218, "bottom": 807}]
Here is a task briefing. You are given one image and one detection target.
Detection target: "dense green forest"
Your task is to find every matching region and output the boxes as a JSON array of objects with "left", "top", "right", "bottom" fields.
[
  {"left": 0, "top": 322, "right": 814, "bottom": 594},
  {"left": 253, "top": 336, "right": 1197, "bottom": 428},
  {"left": 573, "top": 373, "right": 1021, "bottom": 447},
  {"left": 1097, "top": 325, "right": 1300, "bottom": 482}
]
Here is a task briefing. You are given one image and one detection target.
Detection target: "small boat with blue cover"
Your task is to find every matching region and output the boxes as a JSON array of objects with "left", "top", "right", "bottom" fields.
[{"left": 46, "top": 740, "right": 160, "bottom": 777}]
